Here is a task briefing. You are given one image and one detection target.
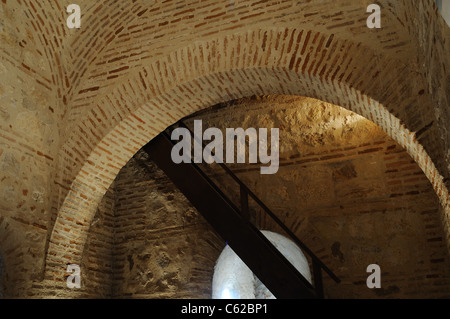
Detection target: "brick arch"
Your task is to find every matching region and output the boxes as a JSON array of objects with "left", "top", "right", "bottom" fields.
[{"left": 42, "top": 28, "right": 449, "bottom": 289}]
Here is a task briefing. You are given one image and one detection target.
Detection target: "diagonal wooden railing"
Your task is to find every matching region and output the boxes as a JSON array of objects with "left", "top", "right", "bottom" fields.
[{"left": 142, "top": 120, "right": 340, "bottom": 298}]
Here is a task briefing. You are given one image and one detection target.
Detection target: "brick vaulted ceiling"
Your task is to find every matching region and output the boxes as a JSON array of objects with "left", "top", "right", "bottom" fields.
[{"left": 0, "top": 0, "right": 449, "bottom": 295}]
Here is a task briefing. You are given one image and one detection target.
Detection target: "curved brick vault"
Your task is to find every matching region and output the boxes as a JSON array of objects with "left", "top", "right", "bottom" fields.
[
  {"left": 45, "top": 32, "right": 449, "bottom": 287},
  {"left": 0, "top": 0, "right": 448, "bottom": 295}
]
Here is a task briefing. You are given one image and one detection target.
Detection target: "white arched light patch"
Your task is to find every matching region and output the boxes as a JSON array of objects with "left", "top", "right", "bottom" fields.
[{"left": 212, "top": 230, "right": 311, "bottom": 299}]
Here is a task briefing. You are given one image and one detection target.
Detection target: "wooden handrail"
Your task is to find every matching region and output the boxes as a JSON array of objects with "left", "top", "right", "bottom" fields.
[{"left": 172, "top": 120, "right": 340, "bottom": 286}]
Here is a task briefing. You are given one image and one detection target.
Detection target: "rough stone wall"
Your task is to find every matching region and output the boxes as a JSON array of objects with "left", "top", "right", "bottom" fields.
[
  {"left": 233, "top": 146, "right": 450, "bottom": 298},
  {"left": 188, "top": 96, "right": 450, "bottom": 298},
  {"left": 112, "top": 152, "right": 223, "bottom": 299}
]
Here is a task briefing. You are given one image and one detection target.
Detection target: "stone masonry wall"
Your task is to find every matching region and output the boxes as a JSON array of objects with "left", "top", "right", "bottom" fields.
[
  {"left": 112, "top": 152, "right": 223, "bottom": 299},
  {"left": 82, "top": 96, "right": 450, "bottom": 299}
]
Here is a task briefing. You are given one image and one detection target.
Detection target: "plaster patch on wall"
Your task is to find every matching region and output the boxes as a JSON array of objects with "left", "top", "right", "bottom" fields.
[{"left": 1, "top": 153, "right": 20, "bottom": 177}]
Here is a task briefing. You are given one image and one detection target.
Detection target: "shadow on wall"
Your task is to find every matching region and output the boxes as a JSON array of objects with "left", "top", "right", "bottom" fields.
[{"left": 0, "top": 252, "right": 5, "bottom": 298}]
